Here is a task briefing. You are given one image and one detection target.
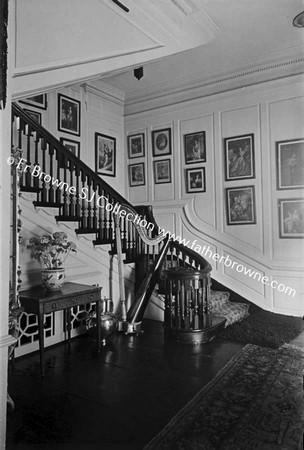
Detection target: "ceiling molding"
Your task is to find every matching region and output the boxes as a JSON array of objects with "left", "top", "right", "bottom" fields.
[
  {"left": 124, "top": 56, "right": 304, "bottom": 114},
  {"left": 85, "top": 79, "right": 125, "bottom": 105}
]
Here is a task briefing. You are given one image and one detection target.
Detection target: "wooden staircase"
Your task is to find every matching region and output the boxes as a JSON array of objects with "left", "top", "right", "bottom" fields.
[{"left": 12, "top": 103, "right": 220, "bottom": 339}]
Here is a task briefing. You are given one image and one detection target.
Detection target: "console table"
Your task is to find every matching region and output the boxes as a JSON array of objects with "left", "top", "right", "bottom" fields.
[{"left": 19, "top": 282, "right": 102, "bottom": 376}]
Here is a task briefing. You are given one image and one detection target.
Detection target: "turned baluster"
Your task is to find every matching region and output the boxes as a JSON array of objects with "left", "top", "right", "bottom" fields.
[
  {"left": 40, "top": 138, "right": 47, "bottom": 202},
  {"left": 74, "top": 165, "right": 81, "bottom": 217},
  {"left": 81, "top": 172, "right": 87, "bottom": 228},
  {"left": 175, "top": 280, "right": 182, "bottom": 329},
  {"left": 92, "top": 180, "right": 98, "bottom": 229},
  {"left": 193, "top": 278, "right": 200, "bottom": 329},
  {"left": 68, "top": 158, "right": 75, "bottom": 216},
  {"left": 48, "top": 144, "right": 55, "bottom": 203},
  {"left": 61, "top": 154, "right": 68, "bottom": 215}
]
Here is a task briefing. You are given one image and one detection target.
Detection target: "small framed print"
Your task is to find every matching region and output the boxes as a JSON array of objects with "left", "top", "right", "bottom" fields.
[
  {"left": 154, "top": 159, "right": 171, "bottom": 184},
  {"left": 24, "top": 109, "right": 42, "bottom": 125},
  {"left": 226, "top": 186, "right": 256, "bottom": 225},
  {"left": 152, "top": 128, "right": 171, "bottom": 157},
  {"left": 60, "top": 138, "right": 80, "bottom": 158},
  {"left": 58, "top": 94, "right": 81, "bottom": 136},
  {"left": 278, "top": 198, "right": 304, "bottom": 238},
  {"left": 20, "top": 94, "right": 47, "bottom": 110},
  {"left": 186, "top": 167, "right": 206, "bottom": 193},
  {"left": 95, "top": 132, "right": 116, "bottom": 177},
  {"left": 184, "top": 131, "right": 206, "bottom": 164},
  {"left": 128, "top": 133, "right": 145, "bottom": 159},
  {"left": 129, "top": 163, "right": 145, "bottom": 187},
  {"left": 276, "top": 139, "right": 304, "bottom": 190},
  {"left": 224, "top": 134, "right": 255, "bottom": 181}
]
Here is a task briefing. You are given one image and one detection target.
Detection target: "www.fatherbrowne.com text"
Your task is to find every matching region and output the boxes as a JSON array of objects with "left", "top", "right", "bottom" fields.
[{"left": 9, "top": 157, "right": 296, "bottom": 298}]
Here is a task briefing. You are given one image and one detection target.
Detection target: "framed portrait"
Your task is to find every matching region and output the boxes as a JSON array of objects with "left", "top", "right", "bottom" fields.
[
  {"left": 129, "top": 163, "right": 145, "bottom": 187},
  {"left": 226, "top": 186, "right": 256, "bottom": 225},
  {"left": 60, "top": 138, "right": 80, "bottom": 158},
  {"left": 152, "top": 128, "right": 171, "bottom": 157},
  {"left": 95, "top": 132, "right": 116, "bottom": 177},
  {"left": 20, "top": 94, "right": 47, "bottom": 110},
  {"left": 184, "top": 131, "right": 206, "bottom": 164},
  {"left": 186, "top": 167, "right": 206, "bottom": 193},
  {"left": 128, "top": 133, "right": 145, "bottom": 159},
  {"left": 24, "top": 109, "right": 42, "bottom": 125},
  {"left": 278, "top": 198, "right": 304, "bottom": 238},
  {"left": 154, "top": 159, "right": 171, "bottom": 184},
  {"left": 224, "top": 134, "right": 255, "bottom": 181},
  {"left": 57, "top": 94, "right": 81, "bottom": 136},
  {"left": 276, "top": 139, "right": 304, "bottom": 190}
]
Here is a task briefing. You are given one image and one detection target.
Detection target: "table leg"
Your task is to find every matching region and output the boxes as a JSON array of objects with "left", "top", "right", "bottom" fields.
[
  {"left": 96, "top": 300, "right": 102, "bottom": 352},
  {"left": 66, "top": 308, "right": 72, "bottom": 344},
  {"left": 38, "top": 311, "right": 45, "bottom": 377}
]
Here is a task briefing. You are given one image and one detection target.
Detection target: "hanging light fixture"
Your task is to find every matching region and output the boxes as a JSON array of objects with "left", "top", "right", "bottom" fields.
[
  {"left": 134, "top": 67, "right": 144, "bottom": 81},
  {"left": 293, "top": 11, "right": 304, "bottom": 27}
]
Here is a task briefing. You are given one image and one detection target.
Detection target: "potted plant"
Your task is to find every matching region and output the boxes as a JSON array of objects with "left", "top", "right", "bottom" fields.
[{"left": 27, "top": 231, "right": 77, "bottom": 291}]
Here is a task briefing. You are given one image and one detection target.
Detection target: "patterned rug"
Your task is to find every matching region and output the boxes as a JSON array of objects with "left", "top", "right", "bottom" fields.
[{"left": 145, "top": 344, "right": 304, "bottom": 450}]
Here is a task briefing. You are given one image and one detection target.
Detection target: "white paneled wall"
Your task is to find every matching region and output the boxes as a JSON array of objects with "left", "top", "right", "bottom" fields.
[{"left": 125, "top": 74, "right": 304, "bottom": 317}]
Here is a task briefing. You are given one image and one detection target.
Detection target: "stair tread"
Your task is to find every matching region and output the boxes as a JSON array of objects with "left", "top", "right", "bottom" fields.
[
  {"left": 20, "top": 186, "right": 41, "bottom": 193},
  {"left": 55, "top": 215, "right": 82, "bottom": 222},
  {"left": 93, "top": 239, "right": 115, "bottom": 245},
  {"left": 76, "top": 228, "right": 99, "bottom": 235},
  {"left": 33, "top": 201, "right": 63, "bottom": 208}
]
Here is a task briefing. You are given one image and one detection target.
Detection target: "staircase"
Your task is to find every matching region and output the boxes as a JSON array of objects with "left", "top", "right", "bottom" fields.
[{"left": 12, "top": 103, "right": 217, "bottom": 339}]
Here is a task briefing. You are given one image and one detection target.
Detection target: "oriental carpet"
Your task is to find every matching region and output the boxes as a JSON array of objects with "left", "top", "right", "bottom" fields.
[{"left": 145, "top": 344, "right": 304, "bottom": 450}]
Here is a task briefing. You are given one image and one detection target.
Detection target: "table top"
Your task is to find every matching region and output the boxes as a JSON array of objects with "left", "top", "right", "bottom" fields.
[{"left": 19, "top": 282, "right": 102, "bottom": 301}]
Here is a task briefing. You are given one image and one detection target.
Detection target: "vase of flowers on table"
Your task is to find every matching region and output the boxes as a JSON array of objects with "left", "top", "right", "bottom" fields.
[{"left": 27, "top": 231, "right": 77, "bottom": 291}]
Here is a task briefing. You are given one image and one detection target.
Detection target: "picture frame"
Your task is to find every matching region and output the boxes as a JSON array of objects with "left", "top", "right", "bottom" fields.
[
  {"left": 278, "top": 198, "right": 304, "bottom": 238},
  {"left": 129, "top": 163, "right": 145, "bottom": 187},
  {"left": 154, "top": 159, "right": 171, "bottom": 184},
  {"left": 226, "top": 186, "right": 256, "bottom": 225},
  {"left": 60, "top": 138, "right": 80, "bottom": 158},
  {"left": 20, "top": 94, "right": 47, "bottom": 110},
  {"left": 57, "top": 94, "right": 81, "bottom": 136},
  {"left": 152, "top": 128, "right": 172, "bottom": 157},
  {"left": 24, "top": 109, "right": 42, "bottom": 125},
  {"left": 276, "top": 138, "right": 304, "bottom": 190},
  {"left": 186, "top": 167, "right": 206, "bottom": 193},
  {"left": 128, "top": 133, "right": 145, "bottom": 159},
  {"left": 95, "top": 132, "right": 116, "bottom": 177},
  {"left": 224, "top": 134, "right": 255, "bottom": 181},
  {"left": 184, "top": 131, "right": 206, "bottom": 164}
]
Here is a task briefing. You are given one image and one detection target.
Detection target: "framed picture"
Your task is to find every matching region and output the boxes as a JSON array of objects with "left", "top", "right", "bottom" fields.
[
  {"left": 186, "top": 167, "right": 206, "bottom": 193},
  {"left": 224, "top": 134, "right": 255, "bottom": 181},
  {"left": 20, "top": 94, "right": 47, "bottom": 110},
  {"left": 128, "top": 133, "right": 145, "bottom": 159},
  {"left": 154, "top": 159, "right": 171, "bottom": 184},
  {"left": 152, "top": 128, "right": 171, "bottom": 157},
  {"left": 129, "top": 163, "right": 145, "bottom": 187},
  {"left": 184, "top": 131, "right": 206, "bottom": 164},
  {"left": 226, "top": 186, "right": 256, "bottom": 225},
  {"left": 95, "top": 132, "right": 116, "bottom": 177},
  {"left": 276, "top": 139, "right": 304, "bottom": 190},
  {"left": 24, "top": 109, "right": 41, "bottom": 125},
  {"left": 58, "top": 94, "right": 81, "bottom": 136},
  {"left": 278, "top": 198, "right": 304, "bottom": 238},
  {"left": 60, "top": 138, "right": 80, "bottom": 158}
]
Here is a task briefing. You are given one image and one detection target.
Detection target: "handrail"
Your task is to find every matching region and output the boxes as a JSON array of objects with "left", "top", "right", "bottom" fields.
[
  {"left": 136, "top": 205, "right": 212, "bottom": 272},
  {"left": 12, "top": 102, "right": 132, "bottom": 208},
  {"left": 12, "top": 103, "right": 213, "bottom": 333}
]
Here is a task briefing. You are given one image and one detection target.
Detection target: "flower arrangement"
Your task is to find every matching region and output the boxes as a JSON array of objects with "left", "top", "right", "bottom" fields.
[{"left": 27, "top": 232, "right": 77, "bottom": 269}]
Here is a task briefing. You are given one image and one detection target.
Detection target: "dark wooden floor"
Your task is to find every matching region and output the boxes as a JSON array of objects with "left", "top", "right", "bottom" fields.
[{"left": 6, "top": 319, "right": 244, "bottom": 450}]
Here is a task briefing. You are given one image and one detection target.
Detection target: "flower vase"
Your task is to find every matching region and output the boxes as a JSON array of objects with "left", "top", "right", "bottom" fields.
[{"left": 41, "top": 268, "right": 65, "bottom": 291}]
